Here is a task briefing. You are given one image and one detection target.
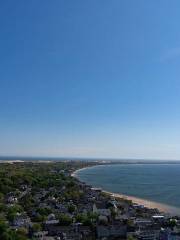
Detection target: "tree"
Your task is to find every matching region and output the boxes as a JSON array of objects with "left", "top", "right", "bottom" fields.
[
  {"left": 68, "top": 204, "right": 76, "bottom": 213},
  {"left": 75, "top": 213, "right": 94, "bottom": 226},
  {"left": 0, "top": 220, "right": 8, "bottom": 234},
  {"left": 37, "top": 207, "right": 51, "bottom": 216},
  {"left": 16, "top": 227, "right": 28, "bottom": 238},
  {"left": 0, "top": 192, "right": 4, "bottom": 202},
  {"left": 32, "top": 223, "right": 42, "bottom": 232},
  {"left": 58, "top": 214, "right": 72, "bottom": 226},
  {"left": 0, "top": 220, "right": 29, "bottom": 240},
  {"left": 169, "top": 218, "right": 177, "bottom": 229},
  {"left": 127, "top": 235, "right": 137, "bottom": 240}
]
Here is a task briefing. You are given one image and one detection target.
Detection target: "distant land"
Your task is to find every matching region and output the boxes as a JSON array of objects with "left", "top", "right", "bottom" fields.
[{"left": 0, "top": 155, "right": 180, "bottom": 164}]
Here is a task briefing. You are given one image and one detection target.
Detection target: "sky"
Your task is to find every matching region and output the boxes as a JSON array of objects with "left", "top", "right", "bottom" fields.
[{"left": 0, "top": 1, "right": 180, "bottom": 160}]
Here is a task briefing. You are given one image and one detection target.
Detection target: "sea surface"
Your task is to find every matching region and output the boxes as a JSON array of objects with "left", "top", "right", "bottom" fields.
[{"left": 76, "top": 164, "right": 180, "bottom": 209}]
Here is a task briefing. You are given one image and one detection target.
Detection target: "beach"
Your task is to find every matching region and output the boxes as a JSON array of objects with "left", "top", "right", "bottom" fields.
[
  {"left": 71, "top": 166, "right": 94, "bottom": 177},
  {"left": 72, "top": 165, "right": 180, "bottom": 216},
  {"left": 102, "top": 190, "right": 180, "bottom": 216}
]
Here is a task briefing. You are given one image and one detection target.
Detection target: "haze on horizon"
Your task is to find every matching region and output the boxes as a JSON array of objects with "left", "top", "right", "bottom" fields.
[{"left": 0, "top": 1, "right": 180, "bottom": 160}]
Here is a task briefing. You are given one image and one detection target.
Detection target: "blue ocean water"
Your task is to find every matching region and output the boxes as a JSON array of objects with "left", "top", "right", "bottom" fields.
[{"left": 76, "top": 164, "right": 180, "bottom": 208}]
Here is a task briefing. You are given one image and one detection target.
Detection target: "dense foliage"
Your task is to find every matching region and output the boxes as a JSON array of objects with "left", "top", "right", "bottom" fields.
[{"left": 0, "top": 161, "right": 94, "bottom": 239}]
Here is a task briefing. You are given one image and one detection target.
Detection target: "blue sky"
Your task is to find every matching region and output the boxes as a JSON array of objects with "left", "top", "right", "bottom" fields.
[{"left": 0, "top": 1, "right": 180, "bottom": 159}]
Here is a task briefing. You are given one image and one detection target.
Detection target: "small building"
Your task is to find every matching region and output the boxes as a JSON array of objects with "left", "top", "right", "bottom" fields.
[
  {"left": 96, "top": 225, "right": 127, "bottom": 239},
  {"left": 13, "top": 214, "right": 32, "bottom": 228},
  {"left": 136, "top": 229, "right": 160, "bottom": 240},
  {"left": 93, "top": 204, "right": 111, "bottom": 217}
]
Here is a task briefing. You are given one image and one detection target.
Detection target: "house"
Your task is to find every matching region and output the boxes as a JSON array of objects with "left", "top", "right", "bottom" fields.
[
  {"left": 136, "top": 223, "right": 161, "bottom": 240},
  {"left": 91, "top": 187, "right": 102, "bottom": 192},
  {"left": 55, "top": 203, "right": 68, "bottom": 213},
  {"left": 115, "top": 212, "right": 129, "bottom": 221},
  {"left": 33, "top": 230, "right": 56, "bottom": 239},
  {"left": 47, "top": 213, "right": 56, "bottom": 221},
  {"left": 42, "top": 238, "right": 56, "bottom": 240},
  {"left": 7, "top": 196, "right": 18, "bottom": 204},
  {"left": 173, "top": 224, "right": 180, "bottom": 234},
  {"left": 152, "top": 215, "right": 165, "bottom": 223},
  {"left": 135, "top": 218, "right": 152, "bottom": 227},
  {"left": 13, "top": 214, "right": 32, "bottom": 228},
  {"left": 45, "top": 214, "right": 59, "bottom": 225},
  {"left": 133, "top": 203, "right": 145, "bottom": 209},
  {"left": 136, "top": 229, "right": 160, "bottom": 240},
  {"left": 33, "top": 231, "right": 48, "bottom": 239},
  {"left": 98, "top": 215, "right": 108, "bottom": 224},
  {"left": 44, "top": 225, "right": 92, "bottom": 240},
  {"left": 45, "top": 219, "right": 59, "bottom": 225},
  {"left": 96, "top": 225, "right": 127, "bottom": 239},
  {"left": 93, "top": 204, "right": 111, "bottom": 217},
  {"left": 159, "top": 228, "right": 171, "bottom": 240}
]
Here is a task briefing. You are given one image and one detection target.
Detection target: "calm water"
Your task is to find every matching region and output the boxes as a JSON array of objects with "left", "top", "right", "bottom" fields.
[{"left": 76, "top": 164, "right": 180, "bottom": 208}]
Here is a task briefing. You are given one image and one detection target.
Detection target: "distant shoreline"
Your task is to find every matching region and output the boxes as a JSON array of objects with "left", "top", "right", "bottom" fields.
[
  {"left": 71, "top": 165, "right": 95, "bottom": 177},
  {"left": 72, "top": 165, "right": 180, "bottom": 217},
  {"left": 1, "top": 156, "right": 180, "bottom": 164}
]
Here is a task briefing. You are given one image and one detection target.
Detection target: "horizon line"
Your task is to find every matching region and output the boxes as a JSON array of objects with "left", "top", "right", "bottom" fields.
[{"left": 0, "top": 155, "right": 180, "bottom": 162}]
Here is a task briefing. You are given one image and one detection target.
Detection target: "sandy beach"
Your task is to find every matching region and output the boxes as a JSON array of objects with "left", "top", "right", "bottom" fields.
[
  {"left": 71, "top": 166, "right": 95, "bottom": 177},
  {"left": 72, "top": 166, "right": 180, "bottom": 217},
  {"left": 103, "top": 190, "right": 180, "bottom": 216}
]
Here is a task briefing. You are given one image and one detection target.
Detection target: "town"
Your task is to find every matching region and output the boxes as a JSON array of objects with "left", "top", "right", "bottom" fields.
[{"left": 0, "top": 161, "right": 180, "bottom": 240}]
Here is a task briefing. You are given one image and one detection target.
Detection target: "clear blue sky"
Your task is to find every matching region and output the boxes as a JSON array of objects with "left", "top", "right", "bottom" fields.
[{"left": 1, "top": 1, "right": 180, "bottom": 159}]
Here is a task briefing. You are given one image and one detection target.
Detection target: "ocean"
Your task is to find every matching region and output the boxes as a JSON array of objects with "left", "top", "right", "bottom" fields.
[{"left": 76, "top": 163, "right": 180, "bottom": 211}]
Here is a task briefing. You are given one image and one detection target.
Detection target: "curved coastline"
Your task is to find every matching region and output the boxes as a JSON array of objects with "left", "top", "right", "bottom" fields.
[
  {"left": 72, "top": 165, "right": 180, "bottom": 216},
  {"left": 71, "top": 165, "right": 95, "bottom": 177}
]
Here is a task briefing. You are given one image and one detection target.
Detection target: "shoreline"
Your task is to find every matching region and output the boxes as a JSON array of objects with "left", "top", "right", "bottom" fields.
[
  {"left": 102, "top": 190, "right": 180, "bottom": 216},
  {"left": 71, "top": 165, "right": 95, "bottom": 177},
  {"left": 72, "top": 165, "right": 180, "bottom": 217}
]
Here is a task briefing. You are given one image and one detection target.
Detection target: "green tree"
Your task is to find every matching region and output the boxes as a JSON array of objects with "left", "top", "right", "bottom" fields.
[
  {"left": 32, "top": 223, "right": 42, "bottom": 232},
  {"left": 58, "top": 214, "right": 72, "bottom": 226},
  {"left": 68, "top": 204, "right": 76, "bottom": 213}
]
